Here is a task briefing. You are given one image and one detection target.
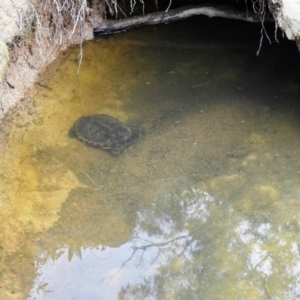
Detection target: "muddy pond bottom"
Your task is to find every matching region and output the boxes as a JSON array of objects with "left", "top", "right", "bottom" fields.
[{"left": 1, "top": 17, "right": 300, "bottom": 299}]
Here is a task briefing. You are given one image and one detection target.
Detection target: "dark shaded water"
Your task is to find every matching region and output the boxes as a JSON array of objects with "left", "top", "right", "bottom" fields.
[{"left": 1, "top": 17, "right": 300, "bottom": 299}]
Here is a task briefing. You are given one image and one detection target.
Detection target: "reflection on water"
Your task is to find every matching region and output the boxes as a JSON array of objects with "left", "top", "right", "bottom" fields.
[{"left": 1, "top": 17, "right": 300, "bottom": 299}]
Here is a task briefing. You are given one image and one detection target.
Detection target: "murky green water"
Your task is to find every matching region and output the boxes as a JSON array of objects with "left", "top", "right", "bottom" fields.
[{"left": 1, "top": 17, "right": 300, "bottom": 299}]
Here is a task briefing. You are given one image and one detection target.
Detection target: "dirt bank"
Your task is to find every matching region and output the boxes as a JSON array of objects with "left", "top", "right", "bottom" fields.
[
  {"left": 270, "top": 0, "right": 300, "bottom": 49},
  {"left": 0, "top": 0, "right": 103, "bottom": 120}
]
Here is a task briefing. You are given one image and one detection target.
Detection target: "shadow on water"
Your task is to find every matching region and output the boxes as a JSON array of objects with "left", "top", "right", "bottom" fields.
[{"left": 1, "top": 16, "right": 300, "bottom": 299}]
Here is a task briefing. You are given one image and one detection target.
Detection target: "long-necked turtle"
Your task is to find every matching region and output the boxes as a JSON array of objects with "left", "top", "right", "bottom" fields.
[{"left": 71, "top": 114, "right": 139, "bottom": 155}]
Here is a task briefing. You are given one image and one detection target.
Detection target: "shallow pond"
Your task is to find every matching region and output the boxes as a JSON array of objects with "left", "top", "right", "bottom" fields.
[{"left": 1, "top": 16, "right": 300, "bottom": 299}]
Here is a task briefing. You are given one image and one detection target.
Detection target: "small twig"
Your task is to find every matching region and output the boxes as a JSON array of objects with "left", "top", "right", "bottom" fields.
[
  {"left": 165, "top": 0, "right": 172, "bottom": 12},
  {"left": 6, "top": 79, "right": 15, "bottom": 89}
]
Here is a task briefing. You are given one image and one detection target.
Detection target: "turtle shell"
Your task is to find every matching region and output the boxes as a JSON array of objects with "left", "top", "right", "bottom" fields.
[{"left": 72, "top": 115, "right": 132, "bottom": 149}]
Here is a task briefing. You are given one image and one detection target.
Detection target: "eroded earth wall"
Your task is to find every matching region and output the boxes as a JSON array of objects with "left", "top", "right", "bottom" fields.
[
  {"left": 0, "top": 0, "right": 101, "bottom": 119},
  {"left": 269, "top": 0, "right": 300, "bottom": 50},
  {"left": 0, "top": 0, "right": 35, "bottom": 116}
]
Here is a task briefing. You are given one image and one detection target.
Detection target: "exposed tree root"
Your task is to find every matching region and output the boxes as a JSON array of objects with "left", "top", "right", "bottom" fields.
[{"left": 94, "top": 4, "right": 273, "bottom": 35}]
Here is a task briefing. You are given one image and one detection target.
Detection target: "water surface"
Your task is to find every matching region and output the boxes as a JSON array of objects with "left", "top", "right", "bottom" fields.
[{"left": 1, "top": 17, "right": 300, "bottom": 299}]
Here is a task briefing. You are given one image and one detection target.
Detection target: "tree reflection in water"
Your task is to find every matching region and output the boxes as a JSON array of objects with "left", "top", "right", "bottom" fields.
[
  {"left": 118, "top": 187, "right": 300, "bottom": 299},
  {"left": 30, "top": 186, "right": 300, "bottom": 299}
]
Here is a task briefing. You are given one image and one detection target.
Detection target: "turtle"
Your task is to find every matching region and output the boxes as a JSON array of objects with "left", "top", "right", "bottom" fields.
[{"left": 71, "top": 114, "right": 139, "bottom": 155}]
